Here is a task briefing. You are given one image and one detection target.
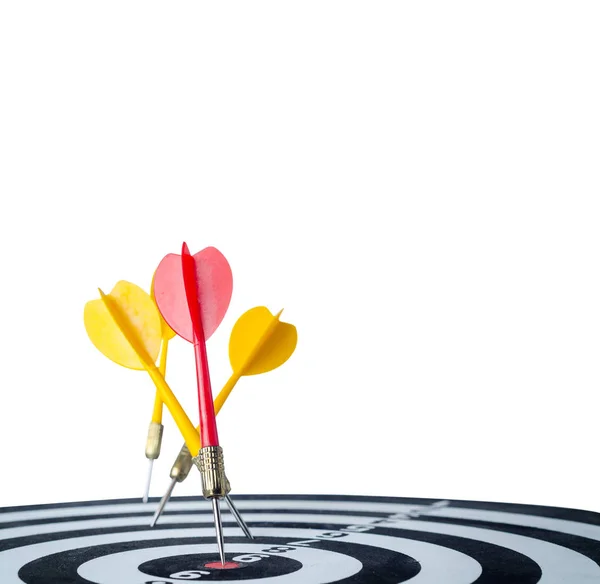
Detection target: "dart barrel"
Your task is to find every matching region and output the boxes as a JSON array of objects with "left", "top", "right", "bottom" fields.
[
  {"left": 144, "top": 422, "right": 164, "bottom": 460},
  {"left": 193, "top": 446, "right": 231, "bottom": 498},
  {"left": 170, "top": 443, "right": 194, "bottom": 482}
]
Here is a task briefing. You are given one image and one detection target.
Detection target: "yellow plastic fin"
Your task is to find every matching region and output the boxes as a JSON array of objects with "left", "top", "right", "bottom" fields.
[
  {"left": 84, "top": 281, "right": 162, "bottom": 370},
  {"left": 228, "top": 306, "right": 297, "bottom": 376},
  {"left": 244, "top": 319, "right": 297, "bottom": 375}
]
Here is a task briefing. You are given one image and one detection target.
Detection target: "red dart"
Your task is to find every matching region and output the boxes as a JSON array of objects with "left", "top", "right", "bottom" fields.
[
  {"left": 153, "top": 242, "right": 234, "bottom": 565},
  {"left": 153, "top": 244, "right": 233, "bottom": 447}
]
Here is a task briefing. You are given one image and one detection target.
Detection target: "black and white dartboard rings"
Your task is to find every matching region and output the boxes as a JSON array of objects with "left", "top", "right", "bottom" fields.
[{"left": 1, "top": 495, "right": 600, "bottom": 583}]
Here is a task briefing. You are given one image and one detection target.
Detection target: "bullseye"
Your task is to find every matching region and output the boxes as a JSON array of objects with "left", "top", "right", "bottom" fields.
[{"left": 205, "top": 561, "right": 241, "bottom": 569}]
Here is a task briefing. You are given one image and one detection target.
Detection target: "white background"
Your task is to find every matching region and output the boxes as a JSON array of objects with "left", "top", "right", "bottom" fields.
[{"left": 1, "top": 2, "right": 599, "bottom": 513}]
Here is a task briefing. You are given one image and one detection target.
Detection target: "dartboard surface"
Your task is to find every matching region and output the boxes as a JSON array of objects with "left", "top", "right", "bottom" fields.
[{"left": 2, "top": 494, "right": 600, "bottom": 583}]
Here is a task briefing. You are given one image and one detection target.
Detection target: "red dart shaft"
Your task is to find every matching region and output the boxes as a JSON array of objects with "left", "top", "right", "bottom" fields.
[
  {"left": 192, "top": 329, "right": 219, "bottom": 447},
  {"left": 181, "top": 243, "right": 220, "bottom": 448}
]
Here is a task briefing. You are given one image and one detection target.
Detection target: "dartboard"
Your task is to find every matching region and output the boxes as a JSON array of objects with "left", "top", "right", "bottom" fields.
[{"left": 2, "top": 495, "right": 600, "bottom": 583}]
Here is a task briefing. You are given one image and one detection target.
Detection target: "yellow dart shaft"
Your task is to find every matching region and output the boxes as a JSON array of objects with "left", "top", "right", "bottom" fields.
[
  {"left": 213, "top": 370, "right": 242, "bottom": 414},
  {"left": 151, "top": 339, "right": 169, "bottom": 424},
  {"left": 151, "top": 391, "right": 163, "bottom": 424},
  {"left": 146, "top": 363, "right": 200, "bottom": 454}
]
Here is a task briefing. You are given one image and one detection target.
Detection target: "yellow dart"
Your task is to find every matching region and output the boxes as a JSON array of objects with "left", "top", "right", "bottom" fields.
[
  {"left": 151, "top": 306, "right": 297, "bottom": 527},
  {"left": 142, "top": 275, "right": 178, "bottom": 502},
  {"left": 83, "top": 282, "right": 200, "bottom": 454}
]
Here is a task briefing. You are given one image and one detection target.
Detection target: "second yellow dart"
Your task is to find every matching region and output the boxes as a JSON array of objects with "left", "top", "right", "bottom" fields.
[{"left": 143, "top": 274, "right": 178, "bottom": 502}]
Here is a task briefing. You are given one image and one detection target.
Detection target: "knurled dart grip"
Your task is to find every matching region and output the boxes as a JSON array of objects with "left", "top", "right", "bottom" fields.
[{"left": 193, "top": 446, "right": 231, "bottom": 498}]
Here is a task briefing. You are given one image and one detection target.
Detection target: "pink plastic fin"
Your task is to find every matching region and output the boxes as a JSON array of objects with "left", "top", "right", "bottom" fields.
[{"left": 153, "top": 246, "right": 233, "bottom": 344}]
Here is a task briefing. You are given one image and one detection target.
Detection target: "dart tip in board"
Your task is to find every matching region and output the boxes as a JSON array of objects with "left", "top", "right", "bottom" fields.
[
  {"left": 211, "top": 498, "right": 227, "bottom": 566},
  {"left": 205, "top": 561, "right": 240, "bottom": 570}
]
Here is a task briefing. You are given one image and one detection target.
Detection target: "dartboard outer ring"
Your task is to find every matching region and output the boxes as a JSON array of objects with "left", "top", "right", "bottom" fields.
[{"left": 1, "top": 494, "right": 600, "bottom": 583}]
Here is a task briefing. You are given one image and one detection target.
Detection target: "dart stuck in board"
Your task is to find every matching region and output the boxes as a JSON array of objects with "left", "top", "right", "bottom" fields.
[
  {"left": 83, "top": 242, "right": 298, "bottom": 567},
  {"left": 153, "top": 243, "right": 233, "bottom": 564}
]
